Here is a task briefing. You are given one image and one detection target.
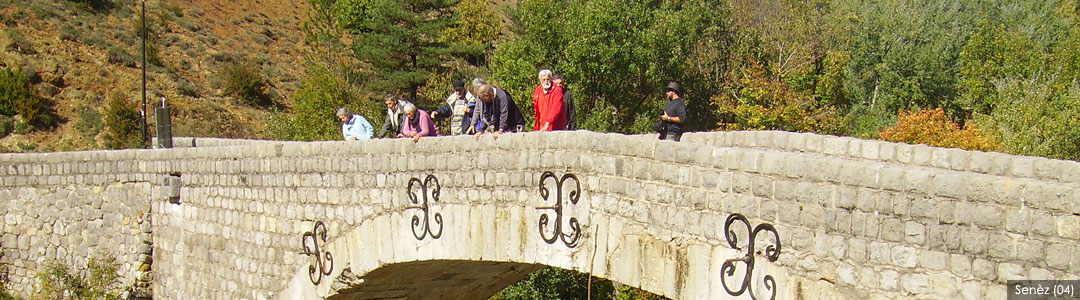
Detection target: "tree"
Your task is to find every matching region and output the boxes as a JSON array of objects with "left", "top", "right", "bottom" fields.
[
  {"left": 103, "top": 92, "right": 146, "bottom": 149},
  {"left": 879, "top": 107, "right": 998, "bottom": 152},
  {"left": 0, "top": 67, "right": 56, "bottom": 129},
  {"left": 713, "top": 57, "right": 845, "bottom": 134},
  {"left": 269, "top": 65, "right": 381, "bottom": 141},
  {"left": 443, "top": 0, "right": 502, "bottom": 65},
  {"left": 340, "top": 0, "right": 466, "bottom": 105},
  {"left": 956, "top": 22, "right": 1040, "bottom": 117},
  {"left": 491, "top": 0, "right": 728, "bottom": 133},
  {"left": 975, "top": 78, "right": 1080, "bottom": 160},
  {"left": 270, "top": 0, "right": 383, "bottom": 141}
]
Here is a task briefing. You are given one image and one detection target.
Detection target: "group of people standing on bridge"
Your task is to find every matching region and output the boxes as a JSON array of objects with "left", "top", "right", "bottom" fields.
[{"left": 335, "top": 70, "right": 687, "bottom": 142}]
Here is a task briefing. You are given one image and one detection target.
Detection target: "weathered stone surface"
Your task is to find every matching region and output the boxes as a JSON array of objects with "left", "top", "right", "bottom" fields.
[
  {"left": 3, "top": 132, "right": 1080, "bottom": 300},
  {"left": 901, "top": 273, "right": 931, "bottom": 294}
]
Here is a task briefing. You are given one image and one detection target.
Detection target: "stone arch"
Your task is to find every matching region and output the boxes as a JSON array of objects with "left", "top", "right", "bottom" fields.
[{"left": 275, "top": 197, "right": 791, "bottom": 300}]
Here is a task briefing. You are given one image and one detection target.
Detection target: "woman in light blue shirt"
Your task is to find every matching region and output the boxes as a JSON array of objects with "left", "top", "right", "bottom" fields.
[{"left": 336, "top": 107, "right": 373, "bottom": 140}]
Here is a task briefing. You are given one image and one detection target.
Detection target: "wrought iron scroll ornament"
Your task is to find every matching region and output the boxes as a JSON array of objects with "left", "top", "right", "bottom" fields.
[
  {"left": 301, "top": 221, "right": 333, "bottom": 285},
  {"left": 536, "top": 171, "right": 582, "bottom": 248},
  {"left": 406, "top": 175, "right": 443, "bottom": 240},
  {"left": 721, "top": 213, "right": 782, "bottom": 300}
]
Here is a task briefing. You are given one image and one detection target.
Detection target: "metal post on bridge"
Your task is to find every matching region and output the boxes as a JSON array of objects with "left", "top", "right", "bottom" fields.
[{"left": 155, "top": 97, "right": 172, "bottom": 149}]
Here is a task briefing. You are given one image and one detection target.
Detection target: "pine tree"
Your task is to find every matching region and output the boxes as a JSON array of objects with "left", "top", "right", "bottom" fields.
[{"left": 341, "top": 0, "right": 465, "bottom": 105}]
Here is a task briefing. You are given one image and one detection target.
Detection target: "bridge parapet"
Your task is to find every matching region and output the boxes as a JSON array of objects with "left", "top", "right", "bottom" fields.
[{"left": 0, "top": 131, "right": 1077, "bottom": 299}]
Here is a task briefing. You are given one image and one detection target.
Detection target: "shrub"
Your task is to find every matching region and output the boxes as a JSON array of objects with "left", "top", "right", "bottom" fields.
[
  {"left": 12, "top": 119, "right": 30, "bottom": 134},
  {"left": 76, "top": 107, "right": 104, "bottom": 139},
  {"left": 66, "top": 0, "right": 116, "bottom": 13},
  {"left": 130, "top": 11, "right": 162, "bottom": 66},
  {"left": 78, "top": 33, "right": 109, "bottom": 49},
  {"left": 59, "top": 23, "right": 79, "bottom": 41},
  {"left": 4, "top": 29, "right": 35, "bottom": 55},
  {"left": 106, "top": 47, "right": 136, "bottom": 68},
  {"left": 0, "top": 68, "right": 32, "bottom": 116},
  {"left": 974, "top": 78, "right": 1080, "bottom": 160},
  {"left": 103, "top": 92, "right": 146, "bottom": 149},
  {"left": 0, "top": 116, "right": 12, "bottom": 138},
  {"left": 33, "top": 256, "right": 125, "bottom": 300},
  {"left": 268, "top": 66, "right": 379, "bottom": 141},
  {"left": 879, "top": 108, "right": 999, "bottom": 152},
  {"left": 0, "top": 68, "right": 55, "bottom": 128},
  {"left": 177, "top": 79, "right": 199, "bottom": 98},
  {"left": 220, "top": 60, "right": 270, "bottom": 106}
]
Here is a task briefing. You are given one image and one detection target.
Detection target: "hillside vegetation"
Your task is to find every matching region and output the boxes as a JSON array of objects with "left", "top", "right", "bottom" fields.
[
  {"left": 0, "top": 0, "right": 308, "bottom": 152},
  {"left": 8, "top": 0, "right": 1079, "bottom": 162}
]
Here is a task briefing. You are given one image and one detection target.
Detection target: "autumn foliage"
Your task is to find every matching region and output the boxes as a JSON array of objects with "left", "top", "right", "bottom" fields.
[{"left": 879, "top": 108, "right": 999, "bottom": 152}]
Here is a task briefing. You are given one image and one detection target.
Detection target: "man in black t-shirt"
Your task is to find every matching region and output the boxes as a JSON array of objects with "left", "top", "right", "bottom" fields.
[{"left": 659, "top": 81, "right": 687, "bottom": 141}]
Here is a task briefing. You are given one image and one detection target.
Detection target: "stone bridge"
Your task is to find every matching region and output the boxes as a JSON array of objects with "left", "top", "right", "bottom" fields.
[{"left": 0, "top": 131, "right": 1078, "bottom": 299}]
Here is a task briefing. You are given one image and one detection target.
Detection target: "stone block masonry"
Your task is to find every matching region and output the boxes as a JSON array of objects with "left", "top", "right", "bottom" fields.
[{"left": 0, "top": 131, "right": 1078, "bottom": 300}]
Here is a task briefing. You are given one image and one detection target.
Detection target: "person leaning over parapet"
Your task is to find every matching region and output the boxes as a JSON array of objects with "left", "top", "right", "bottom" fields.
[
  {"left": 532, "top": 69, "right": 566, "bottom": 131},
  {"left": 657, "top": 81, "right": 687, "bottom": 141},
  {"left": 469, "top": 77, "right": 489, "bottom": 134},
  {"left": 378, "top": 93, "right": 412, "bottom": 138},
  {"left": 399, "top": 103, "right": 439, "bottom": 143},
  {"left": 337, "top": 107, "right": 374, "bottom": 140},
  {"left": 552, "top": 73, "right": 575, "bottom": 130},
  {"left": 431, "top": 79, "right": 476, "bottom": 135},
  {"left": 473, "top": 82, "right": 525, "bottom": 140}
]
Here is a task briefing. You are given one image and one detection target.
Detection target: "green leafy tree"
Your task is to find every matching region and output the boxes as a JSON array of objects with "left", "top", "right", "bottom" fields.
[
  {"left": 103, "top": 92, "right": 146, "bottom": 149},
  {"left": 491, "top": 0, "right": 728, "bottom": 133},
  {"left": 956, "top": 22, "right": 1040, "bottom": 117},
  {"left": 269, "top": 66, "right": 381, "bottom": 141},
  {"left": 340, "top": 0, "right": 467, "bottom": 105},
  {"left": 975, "top": 78, "right": 1080, "bottom": 160},
  {"left": 493, "top": 267, "right": 613, "bottom": 300},
  {"left": 443, "top": 0, "right": 502, "bottom": 65},
  {"left": 271, "top": 0, "right": 383, "bottom": 141},
  {"left": 714, "top": 57, "right": 845, "bottom": 134}
]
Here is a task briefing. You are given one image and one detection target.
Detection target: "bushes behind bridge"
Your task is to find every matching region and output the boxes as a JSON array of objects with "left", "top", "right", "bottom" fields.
[
  {"left": 103, "top": 92, "right": 146, "bottom": 149},
  {"left": 879, "top": 108, "right": 999, "bottom": 152},
  {"left": 0, "top": 67, "right": 56, "bottom": 130},
  {"left": 31, "top": 256, "right": 126, "bottom": 300},
  {"left": 220, "top": 59, "right": 271, "bottom": 107}
]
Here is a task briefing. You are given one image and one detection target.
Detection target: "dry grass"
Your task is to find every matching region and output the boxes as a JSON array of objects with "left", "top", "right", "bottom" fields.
[{"left": 0, "top": 0, "right": 310, "bottom": 152}]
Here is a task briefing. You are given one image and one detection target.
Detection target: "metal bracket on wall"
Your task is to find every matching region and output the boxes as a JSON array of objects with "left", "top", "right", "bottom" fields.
[
  {"left": 536, "top": 171, "right": 582, "bottom": 248},
  {"left": 301, "top": 221, "right": 333, "bottom": 285},
  {"left": 721, "top": 213, "right": 782, "bottom": 300},
  {"left": 406, "top": 175, "right": 443, "bottom": 240}
]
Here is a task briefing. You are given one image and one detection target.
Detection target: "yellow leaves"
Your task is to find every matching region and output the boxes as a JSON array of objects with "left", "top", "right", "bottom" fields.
[
  {"left": 713, "top": 56, "right": 845, "bottom": 134},
  {"left": 879, "top": 108, "right": 1000, "bottom": 152}
]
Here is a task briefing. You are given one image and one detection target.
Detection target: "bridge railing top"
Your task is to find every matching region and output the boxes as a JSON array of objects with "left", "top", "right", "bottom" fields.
[
  {"left": 681, "top": 131, "right": 1080, "bottom": 184},
  {"left": 3, "top": 131, "right": 1080, "bottom": 185}
]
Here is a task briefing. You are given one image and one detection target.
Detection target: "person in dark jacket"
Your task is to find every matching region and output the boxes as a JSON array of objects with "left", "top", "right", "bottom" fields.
[
  {"left": 378, "top": 93, "right": 412, "bottom": 138},
  {"left": 659, "top": 81, "right": 687, "bottom": 141},
  {"left": 553, "top": 74, "right": 575, "bottom": 130},
  {"left": 473, "top": 82, "right": 525, "bottom": 140}
]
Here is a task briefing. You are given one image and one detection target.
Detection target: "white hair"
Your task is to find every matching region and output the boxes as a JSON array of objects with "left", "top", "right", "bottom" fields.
[
  {"left": 335, "top": 107, "right": 350, "bottom": 117},
  {"left": 402, "top": 103, "right": 417, "bottom": 114},
  {"left": 471, "top": 77, "right": 487, "bottom": 88},
  {"left": 476, "top": 83, "right": 494, "bottom": 99},
  {"left": 538, "top": 69, "right": 553, "bottom": 79}
]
